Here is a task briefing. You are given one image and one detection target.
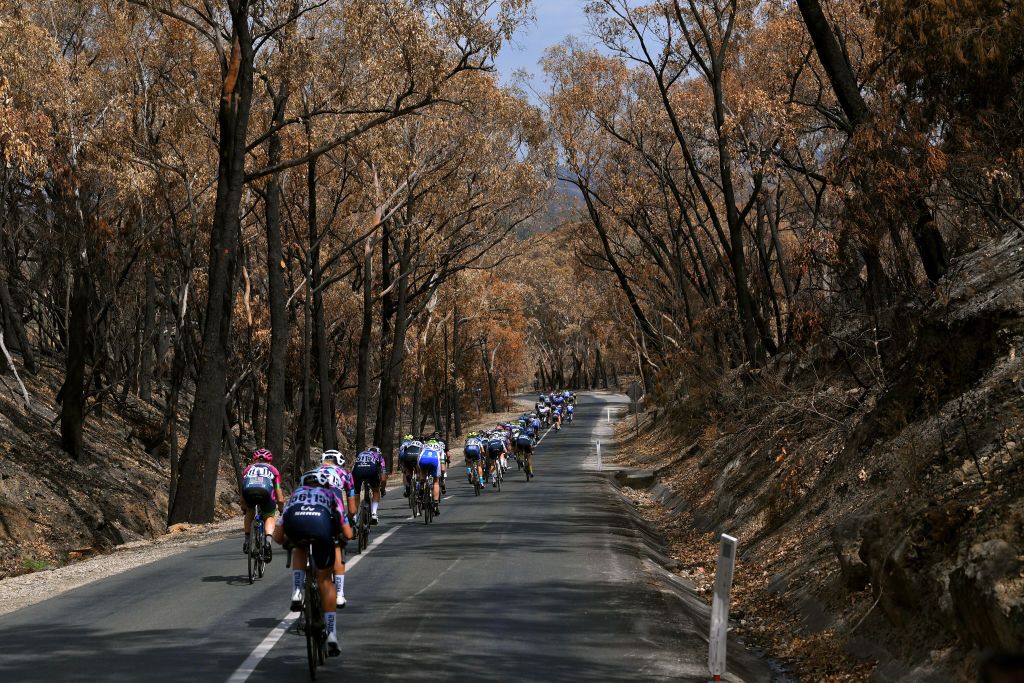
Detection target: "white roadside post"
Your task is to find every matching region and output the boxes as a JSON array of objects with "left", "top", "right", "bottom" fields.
[
  {"left": 597, "top": 441, "right": 602, "bottom": 470},
  {"left": 708, "top": 534, "right": 738, "bottom": 682},
  {"left": 607, "top": 406, "right": 611, "bottom": 423}
]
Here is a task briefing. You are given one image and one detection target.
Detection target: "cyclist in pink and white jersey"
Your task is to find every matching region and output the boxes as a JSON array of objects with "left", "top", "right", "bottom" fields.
[
  {"left": 240, "top": 448, "right": 284, "bottom": 561},
  {"left": 317, "top": 449, "right": 356, "bottom": 609}
]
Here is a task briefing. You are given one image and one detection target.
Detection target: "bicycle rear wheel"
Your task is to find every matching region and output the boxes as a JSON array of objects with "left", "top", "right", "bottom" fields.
[
  {"left": 305, "top": 584, "right": 317, "bottom": 680},
  {"left": 247, "top": 525, "right": 259, "bottom": 584}
]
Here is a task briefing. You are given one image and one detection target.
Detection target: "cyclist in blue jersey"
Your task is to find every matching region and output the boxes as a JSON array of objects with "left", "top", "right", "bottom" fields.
[{"left": 416, "top": 441, "right": 443, "bottom": 515}]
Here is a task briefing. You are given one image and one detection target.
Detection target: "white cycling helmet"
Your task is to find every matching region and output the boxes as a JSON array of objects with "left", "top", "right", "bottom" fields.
[
  {"left": 300, "top": 469, "right": 331, "bottom": 487},
  {"left": 321, "top": 449, "right": 345, "bottom": 467}
]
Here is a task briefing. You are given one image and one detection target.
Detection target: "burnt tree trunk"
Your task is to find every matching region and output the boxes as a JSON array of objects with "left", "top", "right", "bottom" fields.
[
  {"left": 170, "top": 20, "right": 255, "bottom": 525},
  {"left": 61, "top": 262, "right": 90, "bottom": 460},
  {"left": 263, "top": 86, "right": 289, "bottom": 458}
]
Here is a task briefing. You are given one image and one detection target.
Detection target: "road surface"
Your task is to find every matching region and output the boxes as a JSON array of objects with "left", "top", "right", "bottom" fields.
[{"left": 0, "top": 393, "right": 772, "bottom": 682}]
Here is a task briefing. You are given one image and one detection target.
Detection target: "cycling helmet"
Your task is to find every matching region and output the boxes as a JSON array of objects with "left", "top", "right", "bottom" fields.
[
  {"left": 301, "top": 469, "right": 331, "bottom": 487},
  {"left": 321, "top": 449, "right": 345, "bottom": 467},
  {"left": 431, "top": 431, "right": 441, "bottom": 439},
  {"left": 253, "top": 448, "right": 273, "bottom": 462},
  {"left": 367, "top": 446, "right": 382, "bottom": 454}
]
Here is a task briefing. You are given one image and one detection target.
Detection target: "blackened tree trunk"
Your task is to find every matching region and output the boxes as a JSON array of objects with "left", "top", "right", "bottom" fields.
[
  {"left": 376, "top": 239, "right": 411, "bottom": 472},
  {"left": 0, "top": 276, "right": 35, "bottom": 375},
  {"left": 138, "top": 270, "right": 156, "bottom": 402},
  {"left": 354, "top": 235, "right": 374, "bottom": 453},
  {"left": 307, "top": 156, "right": 337, "bottom": 450},
  {"left": 263, "top": 87, "right": 289, "bottom": 457},
  {"left": 452, "top": 301, "right": 462, "bottom": 437},
  {"left": 170, "top": 21, "right": 255, "bottom": 525},
  {"left": 482, "top": 338, "right": 498, "bottom": 412},
  {"left": 61, "top": 263, "right": 90, "bottom": 460}
]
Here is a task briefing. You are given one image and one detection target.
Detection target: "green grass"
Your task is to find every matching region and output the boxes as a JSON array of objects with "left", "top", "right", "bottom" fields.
[{"left": 22, "top": 557, "right": 49, "bottom": 573}]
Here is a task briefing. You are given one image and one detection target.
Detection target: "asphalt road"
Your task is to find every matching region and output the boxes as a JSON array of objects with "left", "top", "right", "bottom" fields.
[{"left": 0, "top": 393, "right": 772, "bottom": 682}]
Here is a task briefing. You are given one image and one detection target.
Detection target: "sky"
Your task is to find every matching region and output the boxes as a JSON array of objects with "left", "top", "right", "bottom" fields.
[{"left": 493, "top": 1, "right": 593, "bottom": 97}]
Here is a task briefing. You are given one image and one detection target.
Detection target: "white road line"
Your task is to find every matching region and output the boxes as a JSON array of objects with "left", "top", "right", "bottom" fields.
[
  {"left": 535, "top": 424, "right": 555, "bottom": 445},
  {"left": 443, "top": 495, "right": 453, "bottom": 500},
  {"left": 226, "top": 524, "right": 401, "bottom": 683}
]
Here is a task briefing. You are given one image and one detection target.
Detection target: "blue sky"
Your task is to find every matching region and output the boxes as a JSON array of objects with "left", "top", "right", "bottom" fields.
[{"left": 494, "top": 1, "right": 593, "bottom": 96}]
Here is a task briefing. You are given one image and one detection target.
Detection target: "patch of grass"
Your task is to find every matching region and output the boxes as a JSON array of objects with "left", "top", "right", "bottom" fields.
[{"left": 22, "top": 557, "right": 49, "bottom": 573}]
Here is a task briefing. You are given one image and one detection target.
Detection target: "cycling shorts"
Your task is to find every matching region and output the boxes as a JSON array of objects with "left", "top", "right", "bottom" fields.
[
  {"left": 417, "top": 452, "right": 441, "bottom": 478},
  {"left": 516, "top": 437, "right": 534, "bottom": 453},
  {"left": 242, "top": 485, "right": 277, "bottom": 516},
  {"left": 464, "top": 445, "right": 482, "bottom": 461},
  {"left": 352, "top": 463, "right": 382, "bottom": 491},
  {"left": 282, "top": 506, "right": 338, "bottom": 570}
]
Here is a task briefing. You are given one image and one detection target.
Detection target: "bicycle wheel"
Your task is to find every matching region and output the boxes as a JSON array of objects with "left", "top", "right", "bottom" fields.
[
  {"left": 359, "top": 500, "right": 369, "bottom": 552},
  {"left": 256, "top": 520, "right": 266, "bottom": 579},
  {"left": 473, "top": 475, "right": 481, "bottom": 496},
  {"left": 305, "top": 580, "right": 317, "bottom": 680},
  {"left": 247, "top": 524, "right": 258, "bottom": 584}
]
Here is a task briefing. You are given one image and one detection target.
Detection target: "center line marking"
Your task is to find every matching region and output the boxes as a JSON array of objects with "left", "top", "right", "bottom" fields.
[{"left": 226, "top": 524, "right": 401, "bottom": 683}]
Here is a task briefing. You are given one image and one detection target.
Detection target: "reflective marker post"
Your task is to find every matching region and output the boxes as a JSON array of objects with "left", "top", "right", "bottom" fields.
[
  {"left": 597, "top": 441, "right": 602, "bottom": 470},
  {"left": 708, "top": 534, "right": 738, "bottom": 682},
  {"left": 607, "top": 407, "right": 611, "bottom": 423}
]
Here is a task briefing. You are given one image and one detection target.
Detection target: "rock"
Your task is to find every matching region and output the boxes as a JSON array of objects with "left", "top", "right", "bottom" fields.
[
  {"left": 949, "top": 539, "right": 1024, "bottom": 651},
  {"left": 1006, "top": 441, "right": 1017, "bottom": 451},
  {"left": 832, "top": 514, "right": 871, "bottom": 592},
  {"left": 859, "top": 514, "right": 929, "bottom": 625}
]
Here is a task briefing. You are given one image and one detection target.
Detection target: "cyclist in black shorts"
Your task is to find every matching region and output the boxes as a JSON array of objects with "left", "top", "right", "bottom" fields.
[{"left": 351, "top": 447, "right": 387, "bottom": 525}]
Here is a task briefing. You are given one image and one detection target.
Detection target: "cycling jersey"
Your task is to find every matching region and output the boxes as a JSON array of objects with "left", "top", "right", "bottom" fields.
[
  {"left": 282, "top": 485, "right": 345, "bottom": 570},
  {"left": 318, "top": 464, "right": 354, "bottom": 501},
  {"left": 352, "top": 450, "right": 386, "bottom": 491},
  {"left": 399, "top": 440, "right": 423, "bottom": 467},
  {"left": 241, "top": 462, "right": 282, "bottom": 514},
  {"left": 464, "top": 437, "right": 483, "bottom": 460},
  {"left": 417, "top": 446, "right": 442, "bottom": 478}
]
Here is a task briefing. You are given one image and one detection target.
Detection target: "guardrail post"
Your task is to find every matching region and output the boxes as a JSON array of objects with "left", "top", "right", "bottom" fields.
[{"left": 708, "top": 534, "right": 737, "bottom": 682}]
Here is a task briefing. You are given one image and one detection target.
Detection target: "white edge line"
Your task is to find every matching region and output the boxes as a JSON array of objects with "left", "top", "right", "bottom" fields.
[{"left": 226, "top": 524, "right": 402, "bottom": 682}]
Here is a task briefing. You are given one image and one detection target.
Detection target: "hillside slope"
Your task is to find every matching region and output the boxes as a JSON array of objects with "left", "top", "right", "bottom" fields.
[
  {"left": 0, "top": 369, "right": 238, "bottom": 578},
  {"left": 611, "top": 231, "right": 1024, "bottom": 681}
]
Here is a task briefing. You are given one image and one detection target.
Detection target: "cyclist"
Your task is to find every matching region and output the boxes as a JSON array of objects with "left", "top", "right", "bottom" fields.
[
  {"left": 426, "top": 431, "right": 449, "bottom": 495},
  {"left": 566, "top": 402, "right": 575, "bottom": 422},
  {"left": 398, "top": 436, "right": 423, "bottom": 497},
  {"left": 416, "top": 440, "right": 443, "bottom": 515},
  {"left": 552, "top": 405, "right": 563, "bottom": 431},
  {"left": 464, "top": 432, "right": 485, "bottom": 487},
  {"left": 486, "top": 431, "right": 507, "bottom": 486},
  {"left": 352, "top": 446, "right": 387, "bottom": 525},
  {"left": 273, "top": 469, "right": 351, "bottom": 657},
  {"left": 539, "top": 403, "right": 550, "bottom": 427},
  {"left": 240, "top": 448, "right": 283, "bottom": 561},
  {"left": 516, "top": 428, "right": 535, "bottom": 478},
  {"left": 318, "top": 450, "right": 355, "bottom": 609}
]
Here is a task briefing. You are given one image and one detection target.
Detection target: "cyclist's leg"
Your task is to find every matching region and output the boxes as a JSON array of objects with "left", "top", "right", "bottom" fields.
[
  {"left": 243, "top": 505, "right": 254, "bottom": 534},
  {"left": 290, "top": 544, "right": 307, "bottom": 609},
  {"left": 333, "top": 545, "right": 346, "bottom": 608}
]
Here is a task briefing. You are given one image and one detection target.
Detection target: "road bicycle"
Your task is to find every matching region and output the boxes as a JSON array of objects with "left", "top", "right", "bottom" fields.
[
  {"left": 355, "top": 481, "right": 371, "bottom": 554},
  {"left": 289, "top": 542, "right": 327, "bottom": 680},
  {"left": 247, "top": 508, "right": 267, "bottom": 584},
  {"left": 467, "top": 463, "right": 482, "bottom": 496},
  {"left": 417, "top": 475, "right": 435, "bottom": 524}
]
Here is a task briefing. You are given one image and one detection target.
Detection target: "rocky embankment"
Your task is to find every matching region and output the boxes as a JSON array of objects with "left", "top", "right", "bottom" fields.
[
  {"left": 0, "top": 368, "right": 239, "bottom": 579},
  {"left": 611, "top": 231, "right": 1024, "bottom": 681}
]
